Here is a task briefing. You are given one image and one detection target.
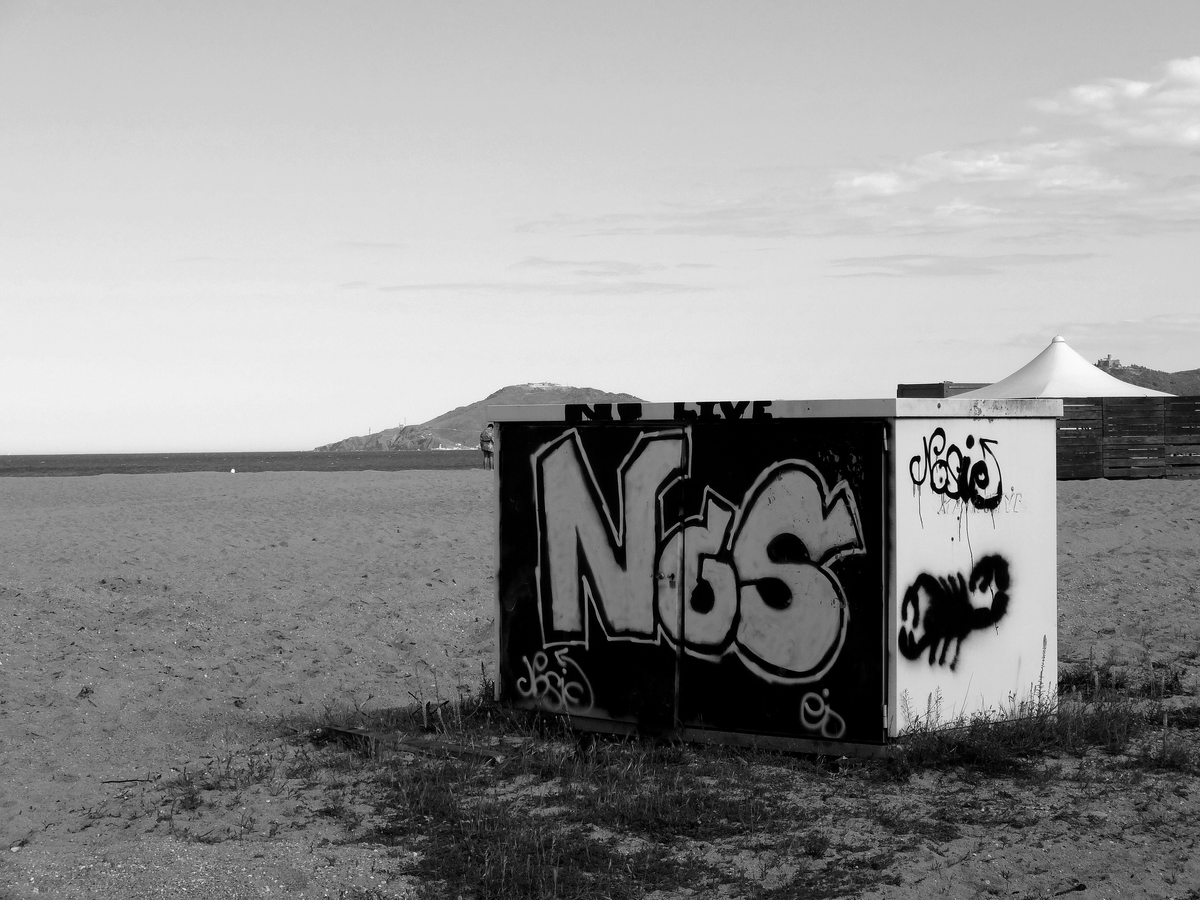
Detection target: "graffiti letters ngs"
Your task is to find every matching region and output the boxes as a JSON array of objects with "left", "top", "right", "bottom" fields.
[
  {"left": 909, "top": 428, "right": 1003, "bottom": 511},
  {"left": 533, "top": 429, "right": 864, "bottom": 683}
]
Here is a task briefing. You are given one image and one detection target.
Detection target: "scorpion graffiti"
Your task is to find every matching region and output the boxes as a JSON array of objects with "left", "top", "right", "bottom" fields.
[{"left": 898, "top": 554, "right": 1010, "bottom": 671}]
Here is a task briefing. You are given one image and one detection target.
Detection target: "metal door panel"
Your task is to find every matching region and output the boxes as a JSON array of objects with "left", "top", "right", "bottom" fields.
[
  {"left": 676, "top": 420, "right": 886, "bottom": 743},
  {"left": 496, "top": 423, "right": 683, "bottom": 730},
  {"left": 495, "top": 417, "right": 886, "bottom": 744}
]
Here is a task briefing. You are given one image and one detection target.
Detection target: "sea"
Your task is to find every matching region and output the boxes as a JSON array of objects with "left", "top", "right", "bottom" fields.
[{"left": 0, "top": 450, "right": 483, "bottom": 478}]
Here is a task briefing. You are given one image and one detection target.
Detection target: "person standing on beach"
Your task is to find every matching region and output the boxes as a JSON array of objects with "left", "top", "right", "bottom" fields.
[{"left": 480, "top": 423, "right": 495, "bottom": 470}]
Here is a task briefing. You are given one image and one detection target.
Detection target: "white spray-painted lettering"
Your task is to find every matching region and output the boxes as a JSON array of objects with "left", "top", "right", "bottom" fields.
[
  {"left": 799, "top": 689, "right": 847, "bottom": 739},
  {"left": 515, "top": 649, "right": 595, "bottom": 714},
  {"left": 533, "top": 429, "right": 864, "bottom": 683},
  {"left": 537, "top": 431, "right": 682, "bottom": 639}
]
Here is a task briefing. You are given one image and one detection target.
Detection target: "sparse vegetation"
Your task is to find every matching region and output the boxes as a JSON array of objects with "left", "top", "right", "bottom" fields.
[
  {"left": 233, "top": 665, "right": 1194, "bottom": 900},
  {"left": 137, "top": 647, "right": 1199, "bottom": 898}
]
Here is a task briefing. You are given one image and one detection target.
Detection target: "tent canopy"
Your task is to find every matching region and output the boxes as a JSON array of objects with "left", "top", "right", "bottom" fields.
[{"left": 958, "top": 336, "right": 1173, "bottom": 399}]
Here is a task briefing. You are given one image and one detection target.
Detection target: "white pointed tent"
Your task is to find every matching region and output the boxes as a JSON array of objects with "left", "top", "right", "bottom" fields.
[{"left": 958, "top": 336, "right": 1173, "bottom": 399}]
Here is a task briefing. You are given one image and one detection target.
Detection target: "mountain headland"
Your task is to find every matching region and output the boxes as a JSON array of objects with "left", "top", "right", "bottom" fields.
[
  {"left": 314, "top": 383, "right": 645, "bottom": 451},
  {"left": 315, "top": 365, "right": 1199, "bottom": 452},
  {"left": 1094, "top": 360, "right": 1200, "bottom": 395}
]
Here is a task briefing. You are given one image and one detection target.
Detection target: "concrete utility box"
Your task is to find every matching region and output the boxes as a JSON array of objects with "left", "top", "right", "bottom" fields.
[{"left": 491, "top": 398, "right": 1060, "bottom": 755}]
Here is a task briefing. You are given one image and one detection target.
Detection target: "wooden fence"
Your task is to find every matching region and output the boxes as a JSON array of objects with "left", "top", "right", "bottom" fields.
[{"left": 1058, "top": 397, "right": 1200, "bottom": 480}]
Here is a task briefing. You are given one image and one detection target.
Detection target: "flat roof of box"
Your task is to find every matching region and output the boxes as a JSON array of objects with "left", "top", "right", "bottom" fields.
[{"left": 487, "top": 397, "right": 1062, "bottom": 422}]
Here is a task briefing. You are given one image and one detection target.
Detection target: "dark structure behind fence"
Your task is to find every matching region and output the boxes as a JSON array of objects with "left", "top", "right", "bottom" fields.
[
  {"left": 896, "top": 382, "right": 989, "bottom": 398},
  {"left": 898, "top": 385, "right": 1200, "bottom": 480}
]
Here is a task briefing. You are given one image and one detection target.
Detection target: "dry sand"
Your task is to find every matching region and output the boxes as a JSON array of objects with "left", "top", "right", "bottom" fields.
[{"left": 0, "top": 470, "right": 1197, "bottom": 899}]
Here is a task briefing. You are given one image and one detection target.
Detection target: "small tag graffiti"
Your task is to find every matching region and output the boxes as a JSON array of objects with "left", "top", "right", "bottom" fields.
[
  {"left": 898, "top": 554, "right": 1011, "bottom": 670},
  {"left": 515, "top": 649, "right": 595, "bottom": 714},
  {"left": 565, "top": 403, "right": 646, "bottom": 423},
  {"left": 799, "top": 689, "right": 847, "bottom": 740},
  {"left": 669, "top": 401, "right": 773, "bottom": 422},
  {"left": 909, "top": 428, "right": 1003, "bottom": 512},
  {"left": 563, "top": 400, "right": 774, "bottom": 423}
]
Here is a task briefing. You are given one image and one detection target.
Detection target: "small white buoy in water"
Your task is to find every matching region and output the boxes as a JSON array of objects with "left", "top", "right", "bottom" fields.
[{"left": 230, "top": 468, "right": 236, "bottom": 474}]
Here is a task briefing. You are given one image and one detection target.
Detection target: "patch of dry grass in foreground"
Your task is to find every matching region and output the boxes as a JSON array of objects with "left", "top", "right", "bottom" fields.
[{"left": 140, "top": 656, "right": 1200, "bottom": 900}]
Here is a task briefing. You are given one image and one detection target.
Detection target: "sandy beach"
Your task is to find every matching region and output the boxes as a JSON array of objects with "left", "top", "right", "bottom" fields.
[{"left": 1, "top": 469, "right": 1197, "bottom": 898}]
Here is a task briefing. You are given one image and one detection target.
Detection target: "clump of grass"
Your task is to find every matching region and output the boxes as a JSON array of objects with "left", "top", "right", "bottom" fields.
[
  {"left": 1133, "top": 730, "right": 1196, "bottom": 772},
  {"left": 399, "top": 801, "right": 696, "bottom": 900},
  {"left": 888, "top": 639, "right": 1176, "bottom": 779},
  {"left": 1167, "top": 705, "right": 1200, "bottom": 730},
  {"left": 1123, "top": 706, "right": 1200, "bottom": 774},
  {"left": 1059, "top": 654, "right": 1185, "bottom": 700},
  {"left": 160, "top": 747, "right": 289, "bottom": 795},
  {"left": 162, "top": 776, "right": 203, "bottom": 812},
  {"left": 1054, "top": 691, "right": 1151, "bottom": 754},
  {"left": 799, "top": 829, "right": 831, "bottom": 858},
  {"left": 152, "top": 741, "right": 298, "bottom": 843},
  {"left": 891, "top": 687, "right": 1198, "bottom": 779},
  {"left": 556, "top": 742, "right": 774, "bottom": 841}
]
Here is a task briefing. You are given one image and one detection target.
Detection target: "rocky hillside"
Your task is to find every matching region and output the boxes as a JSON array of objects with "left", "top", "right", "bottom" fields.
[
  {"left": 1096, "top": 363, "right": 1200, "bottom": 396},
  {"left": 313, "top": 424, "right": 454, "bottom": 452},
  {"left": 315, "top": 383, "right": 645, "bottom": 451}
]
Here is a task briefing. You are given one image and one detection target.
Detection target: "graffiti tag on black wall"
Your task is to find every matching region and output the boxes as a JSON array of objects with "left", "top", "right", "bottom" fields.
[
  {"left": 909, "top": 428, "right": 1003, "bottom": 512},
  {"left": 532, "top": 429, "right": 863, "bottom": 683},
  {"left": 565, "top": 403, "right": 646, "bottom": 422},
  {"left": 670, "top": 401, "right": 773, "bottom": 422},
  {"left": 898, "top": 555, "right": 1011, "bottom": 670},
  {"left": 515, "top": 649, "right": 595, "bottom": 714},
  {"left": 799, "top": 689, "right": 847, "bottom": 740},
  {"left": 564, "top": 401, "right": 774, "bottom": 423}
]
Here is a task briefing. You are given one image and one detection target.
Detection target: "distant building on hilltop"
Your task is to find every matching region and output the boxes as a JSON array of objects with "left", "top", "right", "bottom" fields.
[{"left": 1096, "top": 354, "right": 1121, "bottom": 370}]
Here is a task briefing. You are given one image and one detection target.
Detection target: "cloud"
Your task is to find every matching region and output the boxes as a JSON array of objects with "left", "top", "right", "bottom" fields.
[
  {"left": 828, "top": 58, "right": 1200, "bottom": 237},
  {"left": 835, "top": 140, "right": 1127, "bottom": 201},
  {"left": 508, "top": 257, "right": 664, "bottom": 278},
  {"left": 367, "top": 254, "right": 716, "bottom": 298},
  {"left": 515, "top": 59, "right": 1200, "bottom": 243},
  {"left": 516, "top": 197, "right": 815, "bottom": 239},
  {"left": 835, "top": 171, "right": 916, "bottom": 197},
  {"left": 1032, "top": 56, "right": 1200, "bottom": 148},
  {"left": 830, "top": 252, "right": 1096, "bottom": 278},
  {"left": 377, "top": 279, "right": 708, "bottom": 295},
  {"left": 1048, "top": 312, "right": 1200, "bottom": 348},
  {"left": 374, "top": 254, "right": 716, "bottom": 295}
]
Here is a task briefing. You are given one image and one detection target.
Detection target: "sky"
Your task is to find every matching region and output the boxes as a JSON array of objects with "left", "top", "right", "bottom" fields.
[{"left": 3, "top": 1, "right": 1199, "bottom": 453}]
